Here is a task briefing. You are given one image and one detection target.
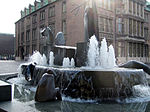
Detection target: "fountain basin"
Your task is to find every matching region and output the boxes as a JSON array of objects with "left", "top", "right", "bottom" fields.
[{"left": 21, "top": 64, "right": 147, "bottom": 101}]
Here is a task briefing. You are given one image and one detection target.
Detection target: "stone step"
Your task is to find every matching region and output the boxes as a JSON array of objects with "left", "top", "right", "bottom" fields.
[{"left": 0, "top": 80, "right": 11, "bottom": 101}]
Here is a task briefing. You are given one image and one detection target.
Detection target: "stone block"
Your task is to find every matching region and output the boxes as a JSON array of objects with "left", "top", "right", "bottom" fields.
[
  {"left": 76, "top": 42, "right": 88, "bottom": 67},
  {"left": 0, "top": 80, "right": 11, "bottom": 101},
  {"left": 53, "top": 46, "right": 76, "bottom": 65}
]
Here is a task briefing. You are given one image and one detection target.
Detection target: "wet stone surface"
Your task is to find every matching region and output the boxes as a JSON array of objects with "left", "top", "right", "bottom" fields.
[{"left": 0, "top": 60, "right": 24, "bottom": 74}]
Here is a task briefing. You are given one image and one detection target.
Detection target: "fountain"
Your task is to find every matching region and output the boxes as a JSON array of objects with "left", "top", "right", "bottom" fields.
[
  {"left": 2, "top": 1, "right": 150, "bottom": 111},
  {"left": 17, "top": 33, "right": 150, "bottom": 102},
  {"left": 12, "top": 0, "right": 150, "bottom": 102}
]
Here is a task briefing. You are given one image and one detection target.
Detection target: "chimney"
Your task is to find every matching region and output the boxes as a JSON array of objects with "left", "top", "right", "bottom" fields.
[
  {"left": 20, "top": 10, "right": 24, "bottom": 18},
  {"left": 29, "top": 4, "right": 32, "bottom": 13},
  {"left": 24, "top": 8, "right": 27, "bottom": 16}
]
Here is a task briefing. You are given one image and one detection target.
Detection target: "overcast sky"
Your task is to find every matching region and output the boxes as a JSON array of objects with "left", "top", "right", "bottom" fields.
[
  {"left": 0, "top": 0, "right": 150, "bottom": 34},
  {"left": 0, "top": 0, "right": 35, "bottom": 34}
]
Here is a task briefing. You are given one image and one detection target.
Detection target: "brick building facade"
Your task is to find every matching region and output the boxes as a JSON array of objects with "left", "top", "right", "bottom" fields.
[{"left": 15, "top": 0, "right": 150, "bottom": 64}]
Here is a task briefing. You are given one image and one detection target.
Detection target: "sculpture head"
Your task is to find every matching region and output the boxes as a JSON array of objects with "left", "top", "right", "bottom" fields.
[
  {"left": 40, "top": 27, "right": 54, "bottom": 45},
  {"left": 55, "top": 32, "right": 66, "bottom": 46}
]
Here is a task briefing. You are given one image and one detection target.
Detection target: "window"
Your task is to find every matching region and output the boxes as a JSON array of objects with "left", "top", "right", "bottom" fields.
[
  {"left": 49, "top": 6, "right": 55, "bottom": 17},
  {"left": 18, "top": 34, "right": 20, "bottom": 44},
  {"left": 144, "top": 28, "right": 148, "bottom": 40},
  {"left": 145, "top": 45, "right": 149, "bottom": 57},
  {"left": 21, "top": 32, "right": 24, "bottom": 43},
  {"left": 32, "top": 14, "right": 37, "bottom": 24},
  {"left": 40, "top": 10, "right": 45, "bottom": 21},
  {"left": 104, "top": 0, "right": 107, "bottom": 9},
  {"left": 99, "top": 0, "right": 103, "bottom": 7},
  {"left": 118, "top": 18, "right": 124, "bottom": 34},
  {"left": 118, "top": 42, "right": 125, "bottom": 57},
  {"left": 137, "top": 43, "right": 141, "bottom": 57},
  {"left": 26, "top": 30, "right": 30, "bottom": 41},
  {"left": 137, "top": 21, "right": 140, "bottom": 36},
  {"left": 138, "top": 22, "right": 141, "bottom": 36},
  {"left": 101, "top": 0, "right": 104, "bottom": 8},
  {"left": 26, "top": 46, "right": 30, "bottom": 56},
  {"left": 110, "top": 0, "right": 114, "bottom": 11},
  {"left": 62, "top": 20, "right": 66, "bottom": 34},
  {"left": 99, "top": 17, "right": 104, "bottom": 32},
  {"left": 141, "top": 23, "right": 144, "bottom": 37},
  {"left": 21, "top": 20, "right": 24, "bottom": 29},
  {"left": 32, "top": 29, "right": 37, "bottom": 40},
  {"left": 141, "top": 44, "right": 144, "bottom": 57},
  {"left": 108, "top": 0, "right": 111, "bottom": 10},
  {"left": 109, "top": 19, "right": 113, "bottom": 33},
  {"left": 133, "top": 2, "right": 136, "bottom": 14},
  {"left": 141, "top": 5, "right": 143, "bottom": 17},
  {"left": 129, "top": 42, "right": 132, "bottom": 57},
  {"left": 133, "top": 20, "right": 136, "bottom": 35},
  {"left": 99, "top": 17, "right": 113, "bottom": 33},
  {"left": 145, "top": 13, "right": 148, "bottom": 22},
  {"left": 129, "top": 0, "right": 132, "bottom": 13},
  {"left": 62, "top": 1, "right": 66, "bottom": 13},
  {"left": 105, "top": 19, "right": 109, "bottom": 32},
  {"left": 129, "top": 19, "right": 132, "bottom": 35},
  {"left": 26, "top": 17, "right": 30, "bottom": 25},
  {"left": 133, "top": 43, "right": 136, "bottom": 57},
  {"left": 137, "top": 4, "right": 139, "bottom": 16}
]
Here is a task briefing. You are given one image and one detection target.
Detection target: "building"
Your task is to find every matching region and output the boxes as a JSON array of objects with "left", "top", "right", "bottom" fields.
[
  {"left": 15, "top": 0, "right": 150, "bottom": 64},
  {"left": 15, "top": 0, "right": 84, "bottom": 60},
  {"left": 115, "top": 0, "right": 148, "bottom": 63},
  {"left": 145, "top": 1, "right": 150, "bottom": 59},
  {"left": 0, "top": 33, "right": 15, "bottom": 60}
]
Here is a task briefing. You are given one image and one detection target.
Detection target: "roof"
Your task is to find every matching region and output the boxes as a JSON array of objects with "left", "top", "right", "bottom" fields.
[
  {"left": 21, "top": 0, "right": 54, "bottom": 18},
  {"left": 145, "top": 1, "right": 150, "bottom": 12}
]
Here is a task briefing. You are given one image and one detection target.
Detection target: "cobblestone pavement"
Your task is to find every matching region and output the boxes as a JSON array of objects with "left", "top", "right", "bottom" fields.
[{"left": 0, "top": 60, "right": 25, "bottom": 74}]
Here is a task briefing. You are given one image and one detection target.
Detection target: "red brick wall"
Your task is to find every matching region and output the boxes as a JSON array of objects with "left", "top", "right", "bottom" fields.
[{"left": 66, "top": 0, "right": 85, "bottom": 46}]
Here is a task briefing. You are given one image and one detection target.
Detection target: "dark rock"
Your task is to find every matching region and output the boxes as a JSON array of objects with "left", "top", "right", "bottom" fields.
[
  {"left": 55, "top": 32, "right": 65, "bottom": 46},
  {"left": 35, "top": 73, "right": 61, "bottom": 102},
  {"left": 25, "top": 63, "right": 36, "bottom": 82},
  {"left": 119, "top": 60, "right": 150, "bottom": 75}
]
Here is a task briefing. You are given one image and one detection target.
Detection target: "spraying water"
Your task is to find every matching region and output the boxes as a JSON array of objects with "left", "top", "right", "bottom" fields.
[
  {"left": 63, "top": 57, "right": 70, "bottom": 67},
  {"left": 42, "top": 54, "right": 47, "bottom": 66},
  {"left": 70, "top": 58, "right": 75, "bottom": 67},
  {"left": 87, "top": 35, "right": 100, "bottom": 67},
  {"left": 29, "top": 51, "right": 47, "bottom": 66},
  {"left": 107, "top": 45, "right": 116, "bottom": 68},
  {"left": 49, "top": 51, "right": 54, "bottom": 66},
  {"left": 87, "top": 35, "right": 116, "bottom": 69}
]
